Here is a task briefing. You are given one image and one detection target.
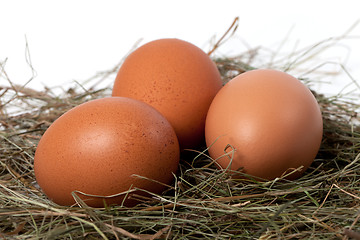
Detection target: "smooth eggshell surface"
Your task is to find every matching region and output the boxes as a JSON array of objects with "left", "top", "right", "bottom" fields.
[
  {"left": 205, "top": 69, "right": 323, "bottom": 180},
  {"left": 112, "top": 38, "right": 223, "bottom": 149},
  {"left": 34, "top": 97, "right": 180, "bottom": 207}
]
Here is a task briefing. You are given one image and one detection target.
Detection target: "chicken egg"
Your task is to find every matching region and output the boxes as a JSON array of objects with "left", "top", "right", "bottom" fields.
[
  {"left": 112, "top": 38, "right": 223, "bottom": 149},
  {"left": 205, "top": 69, "right": 323, "bottom": 180},
  {"left": 34, "top": 97, "right": 179, "bottom": 207}
]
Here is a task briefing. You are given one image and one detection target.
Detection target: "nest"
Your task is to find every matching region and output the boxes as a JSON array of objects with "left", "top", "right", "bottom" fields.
[{"left": 1, "top": 21, "right": 360, "bottom": 239}]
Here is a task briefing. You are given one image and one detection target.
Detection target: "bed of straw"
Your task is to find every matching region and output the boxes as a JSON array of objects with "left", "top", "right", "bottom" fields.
[{"left": 1, "top": 19, "right": 360, "bottom": 239}]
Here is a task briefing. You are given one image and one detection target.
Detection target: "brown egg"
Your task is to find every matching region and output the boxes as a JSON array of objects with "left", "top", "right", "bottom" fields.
[
  {"left": 34, "top": 97, "right": 179, "bottom": 207},
  {"left": 112, "top": 38, "right": 223, "bottom": 149},
  {"left": 205, "top": 69, "right": 323, "bottom": 180}
]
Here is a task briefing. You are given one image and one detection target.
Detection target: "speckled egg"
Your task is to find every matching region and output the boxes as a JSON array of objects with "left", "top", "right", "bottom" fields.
[
  {"left": 34, "top": 97, "right": 180, "bottom": 207},
  {"left": 205, "top": 69, "right": 323, "bottom": 180},
  {"left": 112, "top": 38, "right": 223, "bottom": 149}
]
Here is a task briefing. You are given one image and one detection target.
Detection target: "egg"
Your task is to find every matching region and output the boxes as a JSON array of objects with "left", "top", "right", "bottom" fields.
[
  {"left": 205, "top": 69, "right": 323, "bottom": 180},
  {"left": 34, "top": 97, "right": 180, "bottom": 207},
  {"left": 112, "top": 38, "right": 223, "bottom": 149}
]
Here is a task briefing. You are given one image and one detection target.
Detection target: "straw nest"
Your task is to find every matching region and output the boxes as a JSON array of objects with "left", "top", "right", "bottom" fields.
[{"left": 1, "top": 20, "right": 360, "bottom": 239}]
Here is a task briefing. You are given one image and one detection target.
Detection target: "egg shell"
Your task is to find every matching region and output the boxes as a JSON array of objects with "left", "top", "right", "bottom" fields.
[
  {"left": 34, "top": 97, "right": 180, "bottom": 207},
  {"left": 112, "top": 38, "right": 223, "bottom": 149},
  {"left": 205, "top": 69, "right": 323, "bottom": 180}
]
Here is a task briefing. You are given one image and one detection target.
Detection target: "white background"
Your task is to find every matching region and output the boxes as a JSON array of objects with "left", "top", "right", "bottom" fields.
[{"left": 1, "top": 0, "right": 359, "bottom": 97}]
